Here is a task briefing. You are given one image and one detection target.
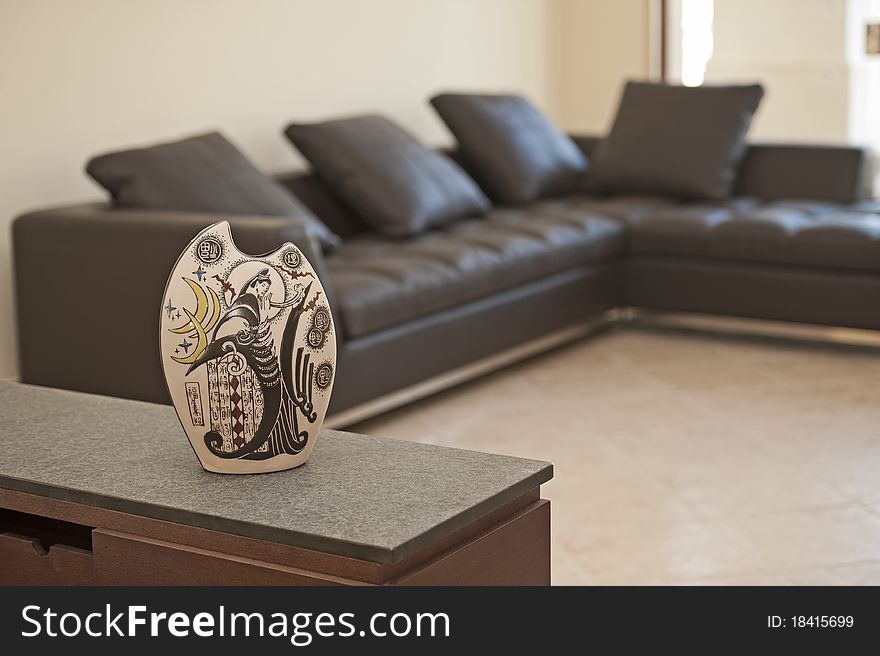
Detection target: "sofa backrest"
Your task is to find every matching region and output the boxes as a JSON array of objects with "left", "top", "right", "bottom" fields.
[
  {"left": 733, "top": 143, "right": 872, "bottom": 204},
  {"left": 274, "top": 135, "right": 873, "bottom": 238},
  {"left": 35, "top": 134, "right": 870, "bottom": 245},
  {"left": 275, "top": 170, "right": 367, "bottom": 240},
  {"left": 570, "top": 135, "right": 872, "bottom": 205}
]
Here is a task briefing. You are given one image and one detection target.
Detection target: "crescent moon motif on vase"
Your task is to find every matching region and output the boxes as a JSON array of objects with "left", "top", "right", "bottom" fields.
[
  {"left": 169, "top": 278, "right": 220, "bottom": 335},
  {"left": 169, "top": 278, "right": 220, "bottom": 365}
]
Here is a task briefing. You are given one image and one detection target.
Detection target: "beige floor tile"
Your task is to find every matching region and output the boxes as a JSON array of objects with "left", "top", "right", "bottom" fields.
[
  {"left": 599, "top": 329, "right": 726, "bottom": 365},
  {"left": 860, "top": 503, "right": 880, "bottom": 521},
  {"left": 801, "top": 376, "right": 880, "bottom": 408},
  {"left": 351, "top": 328, "right": 880, "bottom": 585},
  {"left": 660, "top": 458, "right": 848, "bottom": 518},
  {"left": 757, "top": 346, "right": 880, "bottom": 384},
  {"left": 784, "top": 561, "right": 880, "bottom": 585},
  {"left": 635, "top": 356, "right": 784, "bottom": 394},
  {"left": 746, "top": 421, "right": 880, "bottom": 476},
  {"left": 547, "top": 471, "right": 697, "bottom": 529},
  {"left": 565, "top": 520, "right": 768, "bottom": 585},
  {"left": 806, "top": 449, "right": 880, "bottom": 504},
  {"left": 682, "top": 571, "right": 792, "bottom": 586},
  {"left": 725, "top": 505, "right": 880, "bottom": 570},
  {"left": 551, "top": 543, "right": 597, "bottom": 586}
]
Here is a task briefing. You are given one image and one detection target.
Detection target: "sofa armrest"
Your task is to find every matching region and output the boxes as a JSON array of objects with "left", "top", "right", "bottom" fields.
[
  {"left": 12, "top": 205, "right": 338, "bottom": 404},
  {"left": 734, "top": 143, "right": 874, "bottom": 204}
]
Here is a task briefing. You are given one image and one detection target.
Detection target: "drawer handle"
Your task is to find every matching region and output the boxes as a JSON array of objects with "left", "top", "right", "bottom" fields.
[{"left": 3, "top": 532, "right": 52, "bottom": 556}]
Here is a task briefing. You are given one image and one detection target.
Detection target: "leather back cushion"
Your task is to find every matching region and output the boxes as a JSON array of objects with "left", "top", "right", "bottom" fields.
[
  {"left": 276, "top": 171, "right": 368, "bottom": 240},
  {"left": 586, "top": 82, "right": 764, "bottom": 200},
  {"left": 569, "top": 135, "right": 870, "bottom": 205},
  {"left": 86, "top": 131, "right": 340, "bottom": 250},
  {"left": 285, "top": 115, "right": 490, "bottom": 237},
  {"left": 431, "top": 93, "right": 588, "bottom": 204}
]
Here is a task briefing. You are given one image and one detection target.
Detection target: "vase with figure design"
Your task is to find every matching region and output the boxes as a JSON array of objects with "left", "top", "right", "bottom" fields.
[{"left": 159, "top": 221, "right": 336, "bottom": 474}]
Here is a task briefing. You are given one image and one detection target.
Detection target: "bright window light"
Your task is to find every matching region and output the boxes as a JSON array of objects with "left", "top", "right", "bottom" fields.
[{"left": 680, "top": 0, "right": 714, "bottom": 86}]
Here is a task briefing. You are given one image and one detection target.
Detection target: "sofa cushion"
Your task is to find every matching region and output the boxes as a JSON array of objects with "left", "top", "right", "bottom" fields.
[
  {"left": 326, "top": 201, "right": 625, "bottom": 337},
  {"left": 587, "top": 82, "right": 764, "bottom": 200},
  {"left": 86, "top": 132, "right": 340, "bottom": 250},
  {"left": 431, "top": 93, "right": 588, "bottom": 203},
  {"left": 629, "top": 201, "right": 880, "bottom": 273},
  {"left": 558, "top": 194, "right": 681, "bottom": 223},
  {"left": 285, "top": 115, "right": 490, "bottom": 237}
]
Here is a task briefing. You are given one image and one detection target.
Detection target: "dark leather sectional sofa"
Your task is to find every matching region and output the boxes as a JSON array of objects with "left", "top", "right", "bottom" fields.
[{"left": 13, "top": 135, "right": 879, "bottom": 423}]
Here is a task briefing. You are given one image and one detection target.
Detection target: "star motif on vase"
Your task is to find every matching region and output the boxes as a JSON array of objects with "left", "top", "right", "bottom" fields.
[
  {"left": 193, "top": 266, "right": 207, "bottom": 281},
  {"left": 179, "top": 339, "right": 192, "bottom": 353},
  {"left": 165, "top": 299, "right": 176, "bottom": 318}
]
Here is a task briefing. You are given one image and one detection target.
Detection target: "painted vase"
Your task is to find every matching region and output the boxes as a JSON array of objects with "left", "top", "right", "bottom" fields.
[{"left": 159, "top": 222, "right": 336, "bottom": 474}]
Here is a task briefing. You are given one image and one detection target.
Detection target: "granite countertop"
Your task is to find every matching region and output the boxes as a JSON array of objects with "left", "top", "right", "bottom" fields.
[{"left": 0, "top": 382, "right": 552, "bottom": 564}]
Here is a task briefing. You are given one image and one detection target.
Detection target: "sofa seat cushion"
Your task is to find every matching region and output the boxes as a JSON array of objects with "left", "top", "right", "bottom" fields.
[
  {"left": 629, "top": 200, "right": 880, "bottom": 273},
  {"left": 327, "top": 202, "right": 625, "bottom": 337}
]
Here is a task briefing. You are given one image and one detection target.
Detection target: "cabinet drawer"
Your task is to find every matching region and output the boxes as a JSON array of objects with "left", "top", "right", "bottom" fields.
[
  {"left": 92, "top": 529, "right": 358, "bottom": 585},
  {"left": 0, "top": 532, "right": 94, "bottom": 585}
]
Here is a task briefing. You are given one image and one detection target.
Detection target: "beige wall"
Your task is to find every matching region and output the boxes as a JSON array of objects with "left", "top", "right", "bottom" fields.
[
  {"left": 702, "top": 0, "right": 879, "bottom": 191},
  {"left": 847, "top": 0, "right": 880, "bottom": 169},
  {"left": 551, "top": 0, "right": 653, "bottom": 134},
  {"left": 0, "top": 0, "right": 574, "bottom": 381},
  {"left": 706, "top": 0, "right": 851, "bottom": 142}
]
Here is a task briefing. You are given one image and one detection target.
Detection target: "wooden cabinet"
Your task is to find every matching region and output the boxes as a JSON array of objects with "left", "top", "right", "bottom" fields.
[
  {"left": 0, "top": 532, "right": 93, "bottom": 585},
  {"left": 91, "top": 530, "right": 353, "bottom": 586},
  {"left": 0, "top": 489, "right": 549, "bottom": 586},
  {"left": 0, "top": 382, "right": 553, "bottom": 587}
]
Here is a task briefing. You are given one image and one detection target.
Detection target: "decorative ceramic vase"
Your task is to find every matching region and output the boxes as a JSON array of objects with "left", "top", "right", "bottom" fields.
[{"left": 159, "top": 222, "right": 336, "bottom": 474}]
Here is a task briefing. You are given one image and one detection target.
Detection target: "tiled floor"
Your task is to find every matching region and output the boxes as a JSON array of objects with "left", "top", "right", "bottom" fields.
[{"left": 352, "top": 326, "right": 880, "bottom": 585}]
